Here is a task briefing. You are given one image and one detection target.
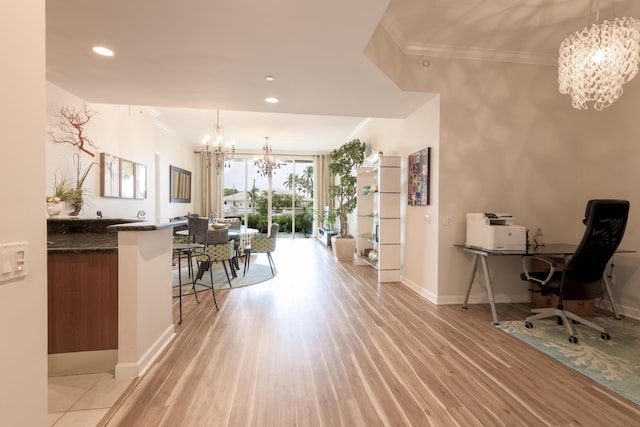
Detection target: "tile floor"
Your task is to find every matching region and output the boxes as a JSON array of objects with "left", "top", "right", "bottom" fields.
[{"left": 48, "top": 372, "right": 133, "bottom": 427}]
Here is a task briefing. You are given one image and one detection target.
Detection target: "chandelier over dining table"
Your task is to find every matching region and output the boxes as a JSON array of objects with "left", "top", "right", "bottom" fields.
[
  {"left": 254, "top": 137, "right": 281, "bottom": 178},
  {"left": 558, "top": 0, "right": 640, "bottom": 110},
  {"left": 201, "top": 110, "right": 235, "bottom": 173}
]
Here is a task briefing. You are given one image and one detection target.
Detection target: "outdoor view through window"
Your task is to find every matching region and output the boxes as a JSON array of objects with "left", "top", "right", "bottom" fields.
[{"left": 223, "top": 158, "right": 314, "bottom": 238}]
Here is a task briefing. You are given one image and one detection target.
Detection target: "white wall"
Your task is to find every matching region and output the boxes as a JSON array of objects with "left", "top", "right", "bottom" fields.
[
  {"left": 570, "top": 91, "right": 640, "bottom": 318},
  {"left": 46, "top": 83, "right": 196, "bottom": 221},
  {"left": 354, "top": 99, "right": 441, "bottom": 301},
  {"left": 365, "top": 24, "right": 640, "bottom": 319},
  {"left": 0, "top": 1, "right": 48, "bottom": 425}
]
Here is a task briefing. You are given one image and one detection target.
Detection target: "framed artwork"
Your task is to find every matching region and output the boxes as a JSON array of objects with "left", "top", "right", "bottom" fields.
[
  {"left": 100, "top": 152, "right": 147, "bottom": 199},
  {"left": 170, "top": 165, "right": 191, "bottom": 203},
  {"left": 408, "top": 147, "right": 431, "bottom": 206},
  {"left": 135, "top": 163, "right": 147, "bottom": 199},
  {"left": 100, "top": 153, "right": 120, "bottom": 198},
  {"left": 120, "top": 159, "right": 135, "bottom": 199}
]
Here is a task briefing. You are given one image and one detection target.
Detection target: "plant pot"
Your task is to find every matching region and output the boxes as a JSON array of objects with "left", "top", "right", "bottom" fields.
[
  {"left": 46, "top": 202, "right": 61, "bottom": 217},
  {"left": 331, "top": 236, "right": 356, "bottom": 261}
]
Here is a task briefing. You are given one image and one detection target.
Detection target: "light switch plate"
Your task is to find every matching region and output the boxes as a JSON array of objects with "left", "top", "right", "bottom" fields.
[{"left": 0, "top": 241, "right": 28, "bottom": 283}]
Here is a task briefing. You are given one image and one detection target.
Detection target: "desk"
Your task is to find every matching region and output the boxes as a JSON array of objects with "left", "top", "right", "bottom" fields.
[{"left": 455, "top": 244, "right": 627, "bottom": 325}]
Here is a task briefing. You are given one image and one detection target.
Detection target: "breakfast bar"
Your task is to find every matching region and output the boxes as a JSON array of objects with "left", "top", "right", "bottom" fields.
[{"left": 47, "top": 218, "right": 182, "bottom": 379}]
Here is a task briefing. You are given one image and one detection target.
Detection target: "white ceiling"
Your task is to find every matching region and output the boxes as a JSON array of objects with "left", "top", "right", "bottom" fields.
[{"left": 46, "top": 0, "right": 640, "bottom": 152}]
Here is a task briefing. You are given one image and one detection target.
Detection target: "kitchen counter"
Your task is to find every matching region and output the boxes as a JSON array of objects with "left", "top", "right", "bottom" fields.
[
  {"left": 46, "top": 218, "right": 180, "bottom": 253},
  {"left": 47, "top": 233, "right": 118, "bottom": 253},
  {"left": 47, "top": 217, "right": 182, "bottom": 377}
]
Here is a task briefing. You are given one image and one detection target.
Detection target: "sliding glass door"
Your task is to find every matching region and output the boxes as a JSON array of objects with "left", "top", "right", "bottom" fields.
[{"left": 222, "top": 157, "right": 314, "bottom": 238}]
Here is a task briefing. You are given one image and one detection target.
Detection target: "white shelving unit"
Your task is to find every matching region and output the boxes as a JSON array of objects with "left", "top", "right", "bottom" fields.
[{"left": 356, "top": 156, "right": 401, "bottom": 282}]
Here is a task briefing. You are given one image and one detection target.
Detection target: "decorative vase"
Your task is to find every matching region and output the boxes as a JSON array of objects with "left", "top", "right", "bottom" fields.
[
  {"left": 368, "top": 249, "right": 379, "bottom": 263},
  {"left": 46, "top": 202, "right": 61, "bottom": 217},
  {"left": 68, "top": 190, "right": 83, "bottom": 216}
]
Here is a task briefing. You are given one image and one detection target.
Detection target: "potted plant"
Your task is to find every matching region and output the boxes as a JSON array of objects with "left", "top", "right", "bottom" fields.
[
  {"left": 328, "top": 138, "right": 366, "bottom": 259},
  {"left": 323, "top": 208, "right": 336, "bottom": 231},
  {"left": 49, "top": 104, "right": 98, "bottom": 216}
]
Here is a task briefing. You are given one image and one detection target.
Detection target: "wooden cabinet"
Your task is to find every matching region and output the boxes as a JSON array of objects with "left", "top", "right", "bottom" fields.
[
  {"left": 356, "top": 156, "right": 401, "bottom": 282},
  {"left": 48, "top": 252, "right": 118, "bottom": 354}
]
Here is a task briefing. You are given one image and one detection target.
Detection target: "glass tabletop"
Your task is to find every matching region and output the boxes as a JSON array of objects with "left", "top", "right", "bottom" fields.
[
  {"left": 455, "top": 243, "right": 634, "bottom": 256},
  {"left": 454, "top": 243, "right": 578, "bottom": 256}
]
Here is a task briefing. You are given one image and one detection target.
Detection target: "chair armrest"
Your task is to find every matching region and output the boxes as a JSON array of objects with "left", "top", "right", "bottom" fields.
[{"left": 521, "top": 255, "right": 556, "bottom": 285}]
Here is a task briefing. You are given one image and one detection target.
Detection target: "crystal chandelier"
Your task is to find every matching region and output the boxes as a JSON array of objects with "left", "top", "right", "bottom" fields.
[
  {"left": 254, "top": 137, "right": 281, "bottom": 177},
  {"left": 558, "top": 1, "right": 640, "bottom": 110},
  {"left": 201, "top": 110, "right": 235, "bottom": 173}
]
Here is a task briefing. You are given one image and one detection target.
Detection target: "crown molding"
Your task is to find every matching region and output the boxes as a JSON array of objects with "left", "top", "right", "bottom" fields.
[
  {"left": 379, "top": 19, "right": 557, "bottom": 67},
  {"left": 404, "top": 43, "right": 557, "bottom": 66}
]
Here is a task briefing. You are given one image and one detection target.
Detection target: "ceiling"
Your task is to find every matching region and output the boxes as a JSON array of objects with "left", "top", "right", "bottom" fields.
[{"left": 46, "top": 0, "right": 640, "bottom": 152}]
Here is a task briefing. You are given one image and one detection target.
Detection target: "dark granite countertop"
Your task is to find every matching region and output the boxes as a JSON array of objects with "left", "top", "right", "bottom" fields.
[
  {"left": 47, "top": 233, "right": 118, "bottom": 254},
  {"left": 107, "top": 220, "right": 184, "bottom": 232},
  {"left": 47, "top": 219, "right": 185, "bottom": 253}
]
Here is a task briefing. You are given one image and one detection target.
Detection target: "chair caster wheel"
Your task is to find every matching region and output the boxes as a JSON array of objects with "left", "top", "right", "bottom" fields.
[
  {"left": 601, "top": 332, "right": 611, "bottom": 340},
  {"left": 525, "top": 322, "right": 533, "bottom": 329},
  {"left": 569, "top": 335, "right": 578, "bottom": 344}
]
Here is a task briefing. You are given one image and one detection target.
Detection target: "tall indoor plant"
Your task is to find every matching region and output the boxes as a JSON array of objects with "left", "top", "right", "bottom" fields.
[{"left": 328, "top": 138, "right": 366, "bottom": 259}]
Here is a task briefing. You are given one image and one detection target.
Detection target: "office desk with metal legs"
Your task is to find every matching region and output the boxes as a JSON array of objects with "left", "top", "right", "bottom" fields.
[
  {"left": 457, "top": 244, "right": 627, "bottom": 325},
  {"left": 461, "top": 249, "right": 501, "bottom": 324}
]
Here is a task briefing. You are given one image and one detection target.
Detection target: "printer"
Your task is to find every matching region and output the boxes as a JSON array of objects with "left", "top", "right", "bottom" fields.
[{"left": 466, "top": 213, "right": 527, "bottom": 251}]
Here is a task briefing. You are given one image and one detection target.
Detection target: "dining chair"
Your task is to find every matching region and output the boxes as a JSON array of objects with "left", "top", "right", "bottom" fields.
[
  {"left": 195, "top": 228, "right": 237, "bottom": 287},
  {"left": 244, "top": 223, "right": 279, "bottom": 277}
]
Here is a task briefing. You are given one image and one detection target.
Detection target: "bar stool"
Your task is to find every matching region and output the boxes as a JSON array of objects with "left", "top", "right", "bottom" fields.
[{"left": 172, "top": 217, "right": 218, "bottom": 324}]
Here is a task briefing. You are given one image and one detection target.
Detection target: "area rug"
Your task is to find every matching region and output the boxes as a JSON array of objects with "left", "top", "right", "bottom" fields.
[
  {"left": 497, "top": 316, "right": 640, "bottom": 406},
  {"left": 172, "top": 262, "right": 275, "bottom": 291}
]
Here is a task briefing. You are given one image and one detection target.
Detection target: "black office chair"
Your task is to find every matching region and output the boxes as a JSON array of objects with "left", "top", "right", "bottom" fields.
[{"left": 520, "top": 199, "right": 629, "bottom": 343}]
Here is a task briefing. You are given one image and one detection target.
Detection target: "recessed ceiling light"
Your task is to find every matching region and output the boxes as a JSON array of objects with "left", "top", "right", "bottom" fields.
[
  {"left": 265, "top": 75, "right": 275, "bottom": 81},
  {"left": 265, "top": 97, "right": 279, "bottom": 104},
  {"left": 92, "top": 46, "right": 114, "bottom": 57}
]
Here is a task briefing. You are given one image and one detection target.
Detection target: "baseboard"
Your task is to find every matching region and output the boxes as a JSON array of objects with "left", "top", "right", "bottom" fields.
[
  {"left": 48, "top": 350, "right": 117, "bottom": 377},
  {"left": 115, "top": 325, "right": 175, "bottom": 379},
  {"left": 400, "top": 277, "right": 438, "bottom": 304},
  {"left": 615, "top": 303, "right": 640, "bottom": 321},
  {"left": 399, "top": 277, "right": 531, "bottom": 306}
]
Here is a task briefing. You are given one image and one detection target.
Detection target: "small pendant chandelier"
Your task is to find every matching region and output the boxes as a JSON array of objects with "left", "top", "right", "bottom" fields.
[
  {"left": 254, "top": 137, "right": 281, "bottom": 178},
  {"left": 558, "top": 0, "right": 640, "bottom": 110},
  {"left": 201, "top": 110, "right": 235, "bottom": 173}
]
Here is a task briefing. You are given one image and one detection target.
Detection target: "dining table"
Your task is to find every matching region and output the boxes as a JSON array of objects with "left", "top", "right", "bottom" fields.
[{"left": 176, "top": 225, "right": 259, "bottom": 270}]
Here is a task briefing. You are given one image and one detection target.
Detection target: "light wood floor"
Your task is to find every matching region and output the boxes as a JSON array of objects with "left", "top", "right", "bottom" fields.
[{"left": 101, "top": 239, "right": 640, "bottom": 426}]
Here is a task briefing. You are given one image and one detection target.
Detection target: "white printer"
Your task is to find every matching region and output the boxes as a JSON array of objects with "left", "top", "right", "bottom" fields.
[{"left": 466, "top": 213, "right": 527, "bottom": 251}]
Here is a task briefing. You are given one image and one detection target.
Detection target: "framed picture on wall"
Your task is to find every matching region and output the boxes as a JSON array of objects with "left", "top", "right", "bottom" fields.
[
  {"left": 120, "top": 159, "right": 135, "bottom": 199},
  {"left": 170, "top": 165, "right": 191, "bottom": 203},
  {"left": 135, "top": 163, "right": 147, "bottom": 199},
  {"left": 100, "top": 152, "right": 146, "bottom": 199},
  {"left": 100, "top": 153, "right": 120, "bottom": 198},
  {"left": 408, "top": 147, "right": 431, "bottom": 206}
]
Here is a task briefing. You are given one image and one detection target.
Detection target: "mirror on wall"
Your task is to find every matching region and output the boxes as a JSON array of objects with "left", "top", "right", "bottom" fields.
[{"left": 170, "top": 165, "right": 191, "bottom": 203}]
